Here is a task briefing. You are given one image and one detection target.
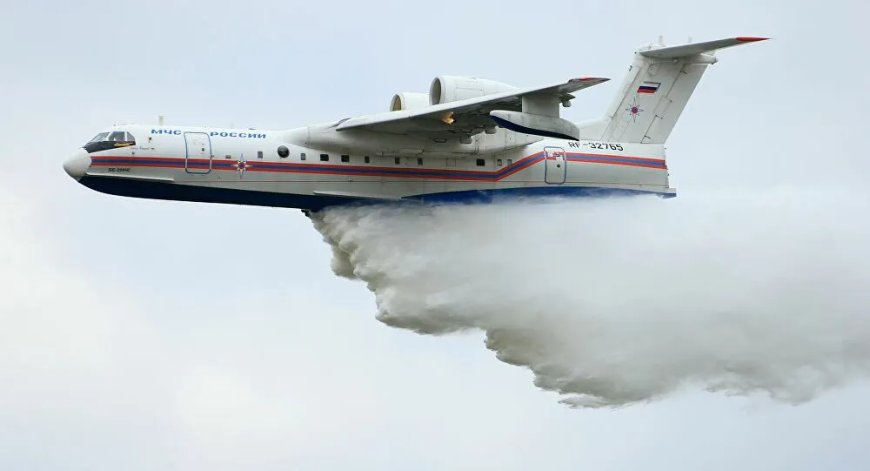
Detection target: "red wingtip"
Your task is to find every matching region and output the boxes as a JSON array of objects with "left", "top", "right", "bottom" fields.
[{"left": 736, "top": 36, "right": 769, "bottom": 42}]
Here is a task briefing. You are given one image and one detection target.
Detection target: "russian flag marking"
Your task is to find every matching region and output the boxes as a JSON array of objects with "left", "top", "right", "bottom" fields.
[{"left": 637, "top": 81, "right": 660, "bottom": 94}]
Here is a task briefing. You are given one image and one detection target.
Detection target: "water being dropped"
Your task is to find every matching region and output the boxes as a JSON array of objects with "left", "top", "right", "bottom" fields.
[{"left": 312, "top": 191, "right": 870, "bottom": 407}]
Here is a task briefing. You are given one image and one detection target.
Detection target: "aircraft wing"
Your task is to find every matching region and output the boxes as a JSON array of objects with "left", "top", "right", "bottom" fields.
[{"left": 335, "top": 77, "right": 608, "bottom": 141}]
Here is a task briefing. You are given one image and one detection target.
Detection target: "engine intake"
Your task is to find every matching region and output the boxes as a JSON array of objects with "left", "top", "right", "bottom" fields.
[
  {"left": 390, "top": 92, "right": 430, "bottom": 111},
  {"left": 429, "top": 76, "right": 515, "bottom": 105}
]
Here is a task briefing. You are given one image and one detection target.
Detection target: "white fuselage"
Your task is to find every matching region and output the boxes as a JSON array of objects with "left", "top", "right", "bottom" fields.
[
  {"left": 66, "top": 124, "right": 674, "bottom": 211},
  {"left": 63, "top": 37, "right": 769, "bottom": 211}
]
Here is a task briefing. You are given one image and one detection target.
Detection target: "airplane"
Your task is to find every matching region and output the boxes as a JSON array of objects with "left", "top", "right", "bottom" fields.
[{"left": 63, "top": 36, "right": 767, "bottom": 213}]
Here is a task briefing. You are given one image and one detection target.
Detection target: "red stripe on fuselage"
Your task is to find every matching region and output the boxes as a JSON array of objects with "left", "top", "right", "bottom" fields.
[{"left": 90, "top": 150, "right": 665, "bottom": 180}]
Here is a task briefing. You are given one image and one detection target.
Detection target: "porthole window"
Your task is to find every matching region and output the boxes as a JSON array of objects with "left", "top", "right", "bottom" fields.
[
  {"left": 277, "top": 145, "right": 289, "bottom": 158},
  {"left": 417, "top": 157, "right": 423, "bottom": 166},
  {"left": 341, "top": 154, "right": 350, "bottom": 163},
  {"left": 300, "top": 152, "right": 306, "bottom": 161},
  {"left": 364, "top": 156, "right": 370, "bottom": 163},
  {"left": 257, "top": 151, "right": 263, "bottom": 159},
  {"left": 476, "top": 159, "right": 485, "bottom": 166},
  {"left": 320, "top": 154, "right": 329, "bottom": 162},
  {"left": 394, "top": 157, "right": 401, "bottom": 165}
]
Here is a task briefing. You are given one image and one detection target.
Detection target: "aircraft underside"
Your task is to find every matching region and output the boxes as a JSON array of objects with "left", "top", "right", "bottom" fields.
[{"left": 77, "top": 174, "right": 666, "bottom": 212}]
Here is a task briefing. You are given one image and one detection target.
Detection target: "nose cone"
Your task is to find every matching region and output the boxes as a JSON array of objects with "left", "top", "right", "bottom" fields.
[{"left": 63, "top": 148, "right": 91, "bottom": 180}]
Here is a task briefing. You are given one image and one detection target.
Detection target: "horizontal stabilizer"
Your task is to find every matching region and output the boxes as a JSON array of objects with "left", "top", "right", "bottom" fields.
[{"left": 639, "top": 36, "right": 768, "bottom": 59}]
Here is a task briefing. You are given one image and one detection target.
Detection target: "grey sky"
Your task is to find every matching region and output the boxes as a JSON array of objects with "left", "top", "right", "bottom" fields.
[{"left": 2, "top": 0, "right": 869, "bottom": 469}]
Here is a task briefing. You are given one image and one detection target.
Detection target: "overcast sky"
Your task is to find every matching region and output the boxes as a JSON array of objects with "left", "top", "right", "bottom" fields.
[{"left": 2, "top": 0, "right": 870, "bottom": 469}]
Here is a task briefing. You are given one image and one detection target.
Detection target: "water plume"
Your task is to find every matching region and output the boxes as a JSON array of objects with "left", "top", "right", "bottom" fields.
[{"left": 312, "top": 190, "right": 870, "bottom": 407}]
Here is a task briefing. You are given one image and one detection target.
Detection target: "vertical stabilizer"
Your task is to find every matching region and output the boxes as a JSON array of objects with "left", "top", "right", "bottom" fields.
[{"left": 578, "top": 37, "right": 767, "bottom": 144}]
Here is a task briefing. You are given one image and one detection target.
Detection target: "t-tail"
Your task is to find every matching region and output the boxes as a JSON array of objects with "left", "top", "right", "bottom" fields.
[{"left": 578, "top": 36, "right": 768, "bottom": 144}]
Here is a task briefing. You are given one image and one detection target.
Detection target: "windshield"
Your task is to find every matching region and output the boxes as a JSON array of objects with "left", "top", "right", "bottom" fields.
[
  {"left": 108, "top": 131, "right": 134, "bottom": 142},
  {"left": 83, "top": 130, "right": 136, "bottom": 153},
  {"left": 87, "top": 132, "right": 109, "bottom": 144}
]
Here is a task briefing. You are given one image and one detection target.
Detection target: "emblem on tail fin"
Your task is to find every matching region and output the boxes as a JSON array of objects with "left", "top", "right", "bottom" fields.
[
  {"left": 577, "top": 36, "right": 768, "bottom": 143},
  {"left": 625, "top": 96, "right": 644, "bottom": 123}
]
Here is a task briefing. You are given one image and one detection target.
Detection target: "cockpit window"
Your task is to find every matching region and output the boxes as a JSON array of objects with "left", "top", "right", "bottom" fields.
[
  {"left": 87, "top": 132, "right": 109, "bottom": 143},
  {"left": 83, "top": 130, "right": 136, "bottom": 153}
]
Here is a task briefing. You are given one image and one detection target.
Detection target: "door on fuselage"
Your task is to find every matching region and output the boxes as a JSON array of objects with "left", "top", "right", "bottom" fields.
[
  {"left": 544, "top": 147, "right": 566, "bottom": 184},
  {"left": 184, "top": 132, "right": 212, "bottom": 174}
]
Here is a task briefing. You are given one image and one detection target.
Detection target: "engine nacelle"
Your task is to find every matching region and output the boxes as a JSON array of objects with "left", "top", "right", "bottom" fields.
[
  {"left": 429, "top": 76, "right": 515, "bottom": 105},
  {"left": 390, "top": 92, "right": 430, "bottom": 111}
]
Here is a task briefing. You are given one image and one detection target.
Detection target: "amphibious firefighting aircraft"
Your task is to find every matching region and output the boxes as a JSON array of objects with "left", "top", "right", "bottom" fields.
[{"left": 64, "top": 36, "right": 766, "bottom": 211}]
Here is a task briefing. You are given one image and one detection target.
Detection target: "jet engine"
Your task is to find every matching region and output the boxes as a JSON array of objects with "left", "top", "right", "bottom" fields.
[
  {"left": 428, "top": 76, "right": 515, "bottom": 105},
  {"left": 389, "top": 92, "right": 430, "bottom": 111}
]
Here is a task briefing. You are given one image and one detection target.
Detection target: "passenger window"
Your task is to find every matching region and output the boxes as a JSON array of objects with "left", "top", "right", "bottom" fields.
[
  {"left": 476, "top": 159, "right": 485, "bottom": 166},
  {"left": 257, "top": 151, "right": 263, "bottom": 159},
  {"left": 320, "top": 154, "right": 329, "bottom": 162},
  {"left": 497, "top": 159, "right": 503, "bottom": 166},
  {"left": 300, "top": 153, "right": 306, "bottom": 161},
  {"left": 507, "top": 159, "right": 513, "bottom": 166},
  {"left": 341, "top": 154, "right": 350, "bottom": 163},
  {"left": 417, "top": 157, "right": 423, "bottom": 166},
  {"left": 394, "top": 157, "right": 401, "bottom": 165},
  {"left": 364, "top": 156, "right": 370, "bottom": 163}
]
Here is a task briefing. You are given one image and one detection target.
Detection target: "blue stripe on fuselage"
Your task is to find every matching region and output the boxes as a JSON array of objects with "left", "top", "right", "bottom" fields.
[{"left": 78, "top": 175, "right": 671, "bottom": 211}]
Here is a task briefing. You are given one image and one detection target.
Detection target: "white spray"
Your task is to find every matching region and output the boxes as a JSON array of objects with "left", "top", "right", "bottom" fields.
[{"left": 312, "top": 190, "right": 870, "bottom": 407}]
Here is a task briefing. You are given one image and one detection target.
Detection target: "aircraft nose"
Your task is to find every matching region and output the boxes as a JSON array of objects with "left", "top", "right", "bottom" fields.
[{"left": 63, "top": 148, "right": 91, "bottom": 180}]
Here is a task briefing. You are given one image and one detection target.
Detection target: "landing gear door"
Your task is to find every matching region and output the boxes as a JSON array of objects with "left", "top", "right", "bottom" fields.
[
  {"left": 184, "top": 132, "right": 212, "bottom": 174},
  {"left": 544, "top": 147, "right": 566, "bottom": 184}
]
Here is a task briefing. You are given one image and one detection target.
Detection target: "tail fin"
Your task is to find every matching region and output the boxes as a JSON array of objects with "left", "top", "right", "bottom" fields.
[{"left": 578, "top": 36, "right": 767, "bottom": 144}]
